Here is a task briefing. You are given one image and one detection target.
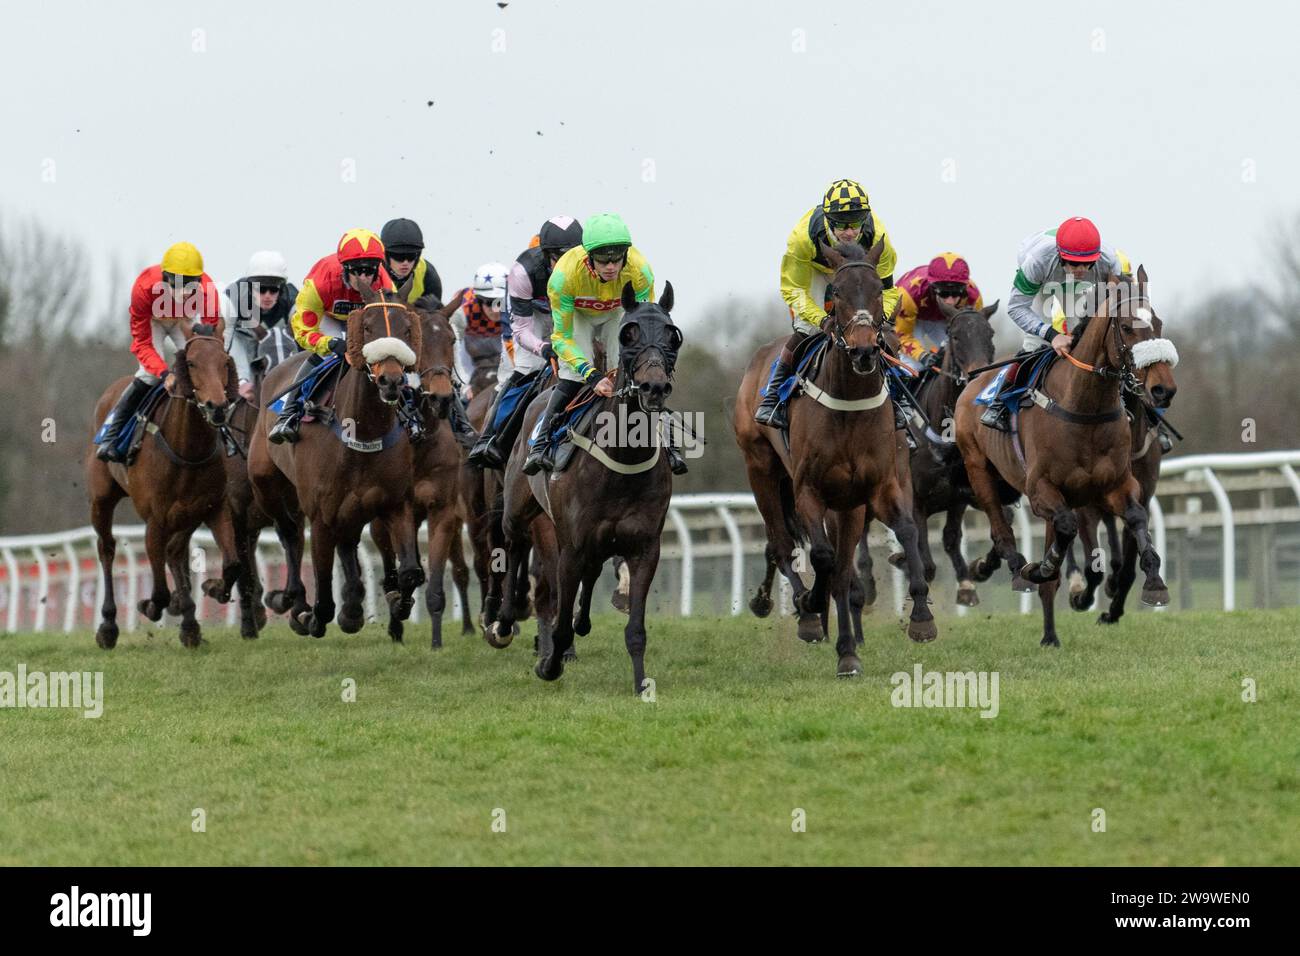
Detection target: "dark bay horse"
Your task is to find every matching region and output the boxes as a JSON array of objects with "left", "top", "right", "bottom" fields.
[
  {"left": 491, "top": 282, "right": 682, "bottom": 693},
  {"left": 370, "top": 299, "right": 473, "bottom": 645},
  {"left": 953, "top": 274, "right": 1171, "bottom": 647},
  {"left": 735, "top": 241, "right": 936, "bottom": 677},
  {"left": 1063, "top": 266, "right": 1178, "bottom": 622},
  {"left": 86, "top": 324, "right": 254, "bottom": 648},
  {"left": 248, "top": 289, "right": 425, "bottom": 638}
]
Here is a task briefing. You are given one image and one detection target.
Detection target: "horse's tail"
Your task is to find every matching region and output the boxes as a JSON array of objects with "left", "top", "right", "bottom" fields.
[{"left": 778, "top": 472, "right": 805, "bottom": 547}]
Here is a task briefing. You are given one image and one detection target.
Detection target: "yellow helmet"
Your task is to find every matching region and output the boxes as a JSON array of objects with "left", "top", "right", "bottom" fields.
[
  {"left": 161, "top": 241, "right": 204, "bottom": 277},
  {"left": 822, "top": 179, "right": 870, "bottom": 217}
]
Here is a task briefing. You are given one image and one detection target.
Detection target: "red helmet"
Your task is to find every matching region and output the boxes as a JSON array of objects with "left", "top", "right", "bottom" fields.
[
  {"left": 337, "top": 228, "right": 386, "bottom": 264},
  {"left": 926, "top": 252, "right": 970, "bottom": 285},
  {"left": 1056, "top": 217, "right": 1101, "bottom": 263}
]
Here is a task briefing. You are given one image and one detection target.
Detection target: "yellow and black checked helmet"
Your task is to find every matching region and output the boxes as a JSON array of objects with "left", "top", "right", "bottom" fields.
[{"left": 822, "top": 179, "right": 870, "bottom": 218}]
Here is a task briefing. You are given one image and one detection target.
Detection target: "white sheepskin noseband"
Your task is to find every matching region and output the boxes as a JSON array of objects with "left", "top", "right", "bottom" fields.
[
  {"left": 361, "top": 337, "right": 417, "bottom": 368},
  {"left": 1130, "top": 338, "right": 1179, "bottom": 369}
]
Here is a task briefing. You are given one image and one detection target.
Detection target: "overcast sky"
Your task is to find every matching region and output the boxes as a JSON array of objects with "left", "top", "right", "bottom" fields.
[{"left": 1, "top": 0, "right": 1295, "bottom": 344}]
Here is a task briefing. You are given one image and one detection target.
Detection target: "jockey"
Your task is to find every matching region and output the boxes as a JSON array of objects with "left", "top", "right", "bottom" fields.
[
  {"left": 980, "top": 216, "right": 1129, "bottom": 432},
  {"left": 439, "top": 263, "right": 509, "bottom": 448},
  {"left": 95, "top": 242, "right": 224, "bottom": 462},
  {"left": 224, "top": 250, "right": 299, "bottom": 401},
  {"left": 523, "top": 212, "right": 686, "bottom": 476},
  {"left": 380, "top": 217, "right": 444, "bottom": 310},
  {"left": 467, "top": 215, "right": 584, "bottom": 468},
  {"left": 754, "top": 178, "right": 904, "bottom": 433},
  {"left": 268, "top": 228, "right": 426, "bottom": 445},
  {"left": 895, "top": 253, "right": 984, "bottom": 376}
]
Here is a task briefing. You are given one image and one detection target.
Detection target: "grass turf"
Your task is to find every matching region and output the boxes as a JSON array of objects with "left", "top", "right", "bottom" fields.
[{"left": 1, "top": 605, "right": 1296, "bottom": 865}]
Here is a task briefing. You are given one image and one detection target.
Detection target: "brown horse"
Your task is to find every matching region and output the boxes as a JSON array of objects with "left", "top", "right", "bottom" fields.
[
  {"left": 490, "top": 282, "right": 682, "bottom": 693},
  {"left": 86, "top": 324, "right": 254, "bottom": 648},
  {"left": 248, "top": 288, "right": 425, "bottom": 638},
  {"left": 370, "top": 299, "right": 473, "bottom": 645},
  {"left": 735, "top": 241, "right": 936, "bottom": 677},
  {"left": 953, "top": 272, "right": 1172, "bottom": 647},
  {"left": 1063, "top": 266, "right": 1178, "bottom": 622}
]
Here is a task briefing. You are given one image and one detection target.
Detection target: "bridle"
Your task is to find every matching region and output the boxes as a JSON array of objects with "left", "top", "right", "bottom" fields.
[
  {"left": 825, "top": 260, "right": 887, "bottom": 374},
  {"left": 359, "top": 300, "right": 419, "bottom": 388}
]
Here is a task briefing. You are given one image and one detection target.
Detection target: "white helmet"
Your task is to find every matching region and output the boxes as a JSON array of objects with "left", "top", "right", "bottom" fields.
[
  {"left": 472, "top": 261, "right": 508, "bottom": 301},
  {"left": 247, "top": 250, "right": 288, "bottom": 282}
]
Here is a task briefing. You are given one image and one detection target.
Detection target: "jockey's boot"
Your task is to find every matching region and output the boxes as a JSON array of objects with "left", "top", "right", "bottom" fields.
[
  {"left": 666, "top": 443, "right": 689, "bottom": 475},
  {"left": 893, "top": 400, "right": 918, "bottom": 450},
  {"left": 397, "top": 385, "right": 428, "bottom": 446},
  {"left": 467, "top": 384, "right": 510, "bottom": 468},
  {"left": 269, "top": 356, "right": 319, "bottom": 444},
  {"left": 96, "top": 378, "right": 152, "bottom": 462},
  {"left": 979, "top": 398, "right": 1012, "bottom": 433},
  {"left": 753, "top": 358, "right": 793, "bottom": 430},
  {"left": 447, "top": 388, "right": 479, "bottom": 450},
  {"left": 522, "top": 386, "right": 573, "bottom": 476}
]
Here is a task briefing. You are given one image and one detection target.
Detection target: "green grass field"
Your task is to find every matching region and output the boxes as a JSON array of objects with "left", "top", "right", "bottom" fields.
[{"left": 1, "top": 605, "right": 1297, "bottom": 866}]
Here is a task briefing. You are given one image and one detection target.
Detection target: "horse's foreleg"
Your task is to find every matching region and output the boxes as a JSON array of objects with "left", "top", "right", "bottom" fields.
[
  {"left": 335, "top": 537, "right": 366, "bottom": 635},
  {"left": 448, "top": 526, "right": 474, "bottom": 635},
  {"left": 832, "top": 506, "right": 866, "bottom": 676},
  {"left": 1105, "top": 481, "right": 1168, "bottom": 607},
  {"left": 622, "top": 540, "right": 661, "bottom": 696},
  {"left": 306, "top": 524, "right": 337, "bottom": 638},
  {"left": 424, "top": 509, "right": 456, "bottom": 650},
  {"left": 536, "top": 552, "right": 580, "bottom": 682},
  {"left": 1102, "top": 512, "right": 1123, "bottom": 598},
  {"left": 856, "top": 525, "right": 877, "bottom": 607},
  {"left": 268, "top": 510, "right": 309, "bottom": 634},
  {"left": 138, "top": 521, "right": 171, "bottom": 626},
  {"left": 208, "top": 506, "right": 256, "bottom": 638},
  {"left": 1069, "top": 510, "right": 1105, "bottom": 612},
  {"left": 1038, "top": 570, "right": 1063, "bottom": 648},
  {"left": 1022, "top": 483, "right": 1076, "bottom": 589},
  {"left": 793, "top": 485, "right": 833, "bottom": 634},
  {"left": 965, "top": 455, "right": 1025, "bottom": 579},
  {"left": 943, "top": 503, "right": 978, "bottom": 606},
  {"left": 875, "top": 480, "right": 937, "bottom": 644},
  {"left": 392, "top": 500, "right": 426, "bottom": 607},
  {"left": 1099, "top": 526, "right": 1139, "bottom": 624}
]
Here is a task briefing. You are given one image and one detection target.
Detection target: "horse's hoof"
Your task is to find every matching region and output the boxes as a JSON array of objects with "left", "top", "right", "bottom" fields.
[
  {"left": 265, "top": 590, "right": 292, "bottom": 614},
  {"left": 306, "top": 612, "right": 326, "bottom": 638},
  {"left": 955, "top": 584, "right": 979, "bottom": 607},
  {"left": 837, "top": 655, "right": 862, "bottom": 678},
  {"left": 166, "top": 593, "right": 185, "bottom": 616},
  {"left": 1040, "top": 634, "right": 1061, "bottom": 648},
  {"left": 969, "top": 558, "right": 996, "bottom": 583},
  {"left": 887, "top": 551, "right": 906, "bottom": 569},
  {"left": 796, "top": 614, "right": 825, "bottom": 644},
  {"left": 397, "top": 567, "right": 426, "bottom": 593},
  {"left": 535, "top": 657, "right": 565, "bottom": 682},
  {"left": 1010, "top": 573, "right": 1036, "bottom": 592},
  {"left": 388, "top": 619, "right": 404, "bottom": 643},
  {"left": 240, "top": 620, "right": 259, "bottom": 640},
  {"left": 573, "top": 615, "right": 591, "bottom": 637},
  {"left": 201, "top": 577, "right": 229, "bottom": 602},
  {"left": 1104, "top": 577, "right": 1119, "bottom": 599},
  {"left": 138, "top": 599, "right": 164, "bottom": 622},
  {"left": 1140, "top": 587, "right": 1170, "bottom": 607},
  {"left": 610, "top": 589, "right": 630, "bottom": 615},
  {"left": 749, "top": 590, "right": 773, "bottom": 618},
  {"left": 484, "top": 620, "right": 515, "bottom": 649},
  {"left": 95, "top": 622, "right": 119, "bottom": 650},
  {"left": 907, "top": 617, "right": 939, "bottom": 644},
  {"left": 337, "top": 610, "right": 364, "bottom": 634},
  {"left": 1021, "top": 562, "right": 1059, "bottom": 585},
  {"left": 180, "top": 624, "right": 202, "bottom": 649},
  {"left": 1067, "top": 570, "right": 1085, "bottom": 596},
  {"left": 1097, "top": 612, "right": 1119, "bottom": 625},
  {"left": 430, "top": 636, "right": 443, "bottom": 650},
  {"left": 562, "top": 646, "right": 577, "bottom": 662},
  {"left": 862, "top": 580, "right": 877, "bottom": 606},
  {"left": 287, "top": 610, "right": 309, "bottom": 636},
  {"left": 1069, "top": 592, "right": 1095, "bottom": 612},
  {"left": 254, "top": 605, "right": 268, "bottom": 629}
]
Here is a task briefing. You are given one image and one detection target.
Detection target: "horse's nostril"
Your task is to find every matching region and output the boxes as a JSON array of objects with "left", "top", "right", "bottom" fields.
[
  {"left": 663, "top": 383, "right": 672, "bottom": 397},
  {"left": 639, "top": 381, "right": 652, "bottom": 393}
]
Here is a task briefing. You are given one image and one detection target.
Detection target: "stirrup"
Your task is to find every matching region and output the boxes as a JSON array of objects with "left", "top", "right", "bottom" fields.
[
  {"left": 979, "top": 403, "right": 1011, "bottom": 433},
  {"left": 522, "top": 444, "right": 551, "bottom": 476},
  {"left": 754, "top": 397, "right": 788, "bottom": 430},
  {"left": 268, "top": 411, "right": 302, "bottom": 445},
  {"left": 468, "top": 435, "right": 505, "bottom": 469},
  {"left": 666, "top": 445, "right": 689, "bottom": 475}
]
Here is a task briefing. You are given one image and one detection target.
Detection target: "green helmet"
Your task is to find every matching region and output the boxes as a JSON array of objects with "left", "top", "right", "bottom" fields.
[{"left": 581, "top": 213, "right": 632, "bottom": 253}]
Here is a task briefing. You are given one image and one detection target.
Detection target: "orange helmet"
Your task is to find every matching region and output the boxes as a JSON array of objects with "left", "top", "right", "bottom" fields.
[{"left": 337, "top": 228, "right": 386, "bottom": 264}]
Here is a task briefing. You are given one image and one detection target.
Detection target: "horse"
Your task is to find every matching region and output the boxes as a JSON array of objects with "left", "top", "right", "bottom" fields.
[
  {"left": 86, "top": 323, "right": 255, "bottom": 648},
  {"left": 877, "top": 298, "right": 1015, "bottom": 607},
  {"left": 1061, "top": 266, "right": 1178, "bottom": 622},
  {"left": 247, "top": 287, "right": 426, "bottom": 638},
  {"left": 490, "top": 282, "right": 682, "bottom": 693},
  {"left": 369, "top": 298, "right": 474, "bottom": 645},
  {"left": 952, "top": 271, "right": 1172, "bottom": 647},
  {"left": 735, "top": 241, "right": 937, "bottom": 676}
]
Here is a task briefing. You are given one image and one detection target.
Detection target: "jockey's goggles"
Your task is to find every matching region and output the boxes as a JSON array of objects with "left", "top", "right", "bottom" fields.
[
  {"left": 932, "top": 283, "right": 965, "bottom": 299},
  {"left": 589, "top": 246, "right": 629, "bottom": 265}
]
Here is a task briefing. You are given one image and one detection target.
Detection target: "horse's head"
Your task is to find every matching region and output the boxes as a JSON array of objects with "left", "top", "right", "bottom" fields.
[
  {"left": 618, "top": 280, "right": 683, "bottom": 413},
  {"left": 347, "top": 288, "right": 422, "bottom": 405},
  {"left": 172, "top": 323, "right": 238, "bottom": 425},
  {"left": 1117, "top": 265, "right": 1178, "bottom": 408},
  {"left": 821, "top": 240, "right": 887, "bottom": 375},
  {"left": 416, "top": 296, "right": 461, "bottom": 419},
  {"left": 937, "top": 298, "right": 999, "bottom": 382}
]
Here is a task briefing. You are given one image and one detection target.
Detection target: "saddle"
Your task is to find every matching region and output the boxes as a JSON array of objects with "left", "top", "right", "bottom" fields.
[
  {"left": 973, "top": 350, "right": 1055, "bottom": 410},
  {"left": 268, "top": 354, "right": 345, "bottom": 424},
  {"left": 764, "top": 332, "right": 830, "bottom": 410},
  {"left": 93, "top": 383, "right": 168, "bottom": 466},
  {"left": 527, "top": 384, "right": 606, "bottom": 475}
]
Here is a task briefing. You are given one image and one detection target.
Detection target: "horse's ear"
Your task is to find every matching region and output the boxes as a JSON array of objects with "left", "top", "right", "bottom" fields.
[
  {"left": 658, "top": 281, "right": 674, "bottom": 314},
  {"left": 981, "top": 300, "right": 999, "bottom": 321},
  {"left": 866, "top": 238, "right": 885, "bottom": 267},
  {"left": 437, "top": 289, "right": 467, "bottom": 321},
  {"left": 819, "top": 241, "right": 845, "bottom": 268},
  {"left": 886, "top": 296, "right": 902, "bottom": 326},
  {"left": 621, "top": 281, "right": 638, "bottom": 313},
  {"left": 1136, "top": 264, "right": 1148, "bottom": 289},
  {"left": 936, "top": 297, "right": 958, "bottom": 319},
  {"left": 358, "top": 282, "right": 380, "bottom": 305},
  {"left": 345, "top": 309, "right": 365, "bottom": 367},
  {"left": 171, "top": 346, "right": 194, "bottom": 397}
]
